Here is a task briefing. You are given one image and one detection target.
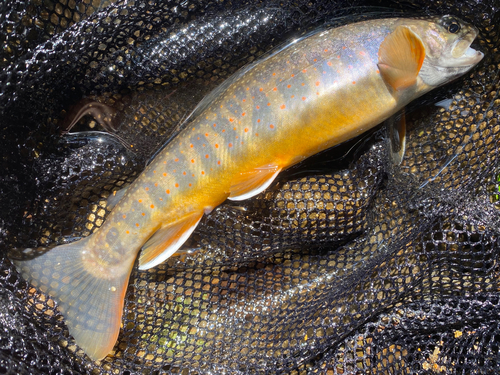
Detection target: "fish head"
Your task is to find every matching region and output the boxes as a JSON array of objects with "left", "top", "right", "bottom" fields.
[{"left": 413, "top": 15, "right": 484, "bottom": 87}]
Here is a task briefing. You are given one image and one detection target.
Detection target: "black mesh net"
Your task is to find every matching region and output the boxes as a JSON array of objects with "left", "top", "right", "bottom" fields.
[{"left": 1, "top": 0, "right": 499, "bottom": 373}]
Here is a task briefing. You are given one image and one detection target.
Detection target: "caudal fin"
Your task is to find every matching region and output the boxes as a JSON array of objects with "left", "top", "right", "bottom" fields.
[{"left": 12, "top": 237, "right": 134, "bottom": 361}]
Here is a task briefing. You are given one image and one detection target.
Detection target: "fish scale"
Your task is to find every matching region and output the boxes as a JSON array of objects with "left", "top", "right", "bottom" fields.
[{"left": 13, "top": 15, "right": 483, "bottom": 360}]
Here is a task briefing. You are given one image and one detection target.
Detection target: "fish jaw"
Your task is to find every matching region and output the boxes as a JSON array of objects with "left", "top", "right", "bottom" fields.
[{"left": 409, "top": 15, "right": 483, "bottom": 87}]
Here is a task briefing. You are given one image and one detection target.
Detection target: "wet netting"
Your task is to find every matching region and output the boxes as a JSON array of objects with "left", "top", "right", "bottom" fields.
[{"left": 0, "top": 0, "right": 499, "bottom": 373}]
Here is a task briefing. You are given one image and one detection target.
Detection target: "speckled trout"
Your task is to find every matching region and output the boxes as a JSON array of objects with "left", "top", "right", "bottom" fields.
[{"left": 13, "top": 15, "right": 483, "bottom": 360}]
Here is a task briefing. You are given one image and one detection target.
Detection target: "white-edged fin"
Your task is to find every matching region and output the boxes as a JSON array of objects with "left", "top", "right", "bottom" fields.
[
  {"left": 387, "top": 109, "right": 407, "bottom": 165},
  {"left": 228, "top": 165, "right": 282, "bottom": 201},
  {"left": 378, "top": 26, "right": 425, "bottom": 91},
  {"left": 138, "top": 211, "right": 204, "bottom": 270},
  {"left": 106, "top": 187, "right": 128, "bottom": 210},
  {"left": 12, "top": 237, "right": 135, "bottom": 361}
]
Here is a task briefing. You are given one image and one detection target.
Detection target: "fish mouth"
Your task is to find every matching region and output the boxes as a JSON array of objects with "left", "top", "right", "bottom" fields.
[{"left": 450, "top": 28, "right": 484, "bottom": 67}]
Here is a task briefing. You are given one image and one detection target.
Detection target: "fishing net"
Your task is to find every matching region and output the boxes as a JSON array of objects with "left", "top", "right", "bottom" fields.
[{"left": 0, "top": 0, "right": 499, "bottom": 373}]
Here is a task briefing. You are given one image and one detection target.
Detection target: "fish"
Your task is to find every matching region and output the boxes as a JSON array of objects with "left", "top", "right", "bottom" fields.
[{"left": 12, "top": 15, "right": 483, "bottom": 360}]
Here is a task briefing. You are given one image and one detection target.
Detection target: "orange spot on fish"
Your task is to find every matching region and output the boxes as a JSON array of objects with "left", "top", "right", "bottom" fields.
[
  {"left": 315, "top": 81, "right": 320, "bottom": 86},
  {"left": 191, "top": 159, "right": 195, "bottom": 163},
  {"left": 153, "top": 170, "right": 156, "bottom": 174},
  {"left": 255, "top": 133, "right": 259, "bottom": 136},
  {"left": 229, "top": 118, "right": 234, "bottom": 122},
  {"left": 154, "top": 183, "right": 158, "bottom": 187},
  {"left": 244, "top": 128, "right": 249, "bottom": 132},
  {"left": 205, "top": 133, "right": 209, "bottom": 136},
  {"left": 145, "top": 187, "right": 149, "bottom": 191},
  {"left": 215, "top": 144, "right": 219, "bottom": 148},
  {"left": 190, "top": 144, "right": 193, "bottom": 148},
  {"left": 213, "top": 123, "right": 217, "bottom": 127},
  {"left": 175, "top": 183, "right": 179, "bottom": 188},
  {"left": 291, "top": 74, "right": 295, "bottom": 77},
  {"left": 257, "top": 119, "right": 261, "bottom": 123},
  {"left": 166, "top": 189, "right": 170, "bottom": 194},
  {"left": 337, "top": 55, "right": 340, "bottom": 59},
  {"left": 217, "top": 160, "right": 221, "bottom": 165},
  {"left": 342, "top": 46, "right": 346, "bottom": 50},
  {"left": 302, "top": 69, "right": 307, "bottom": 73},
  {"left": 242, "top": 112, "right": 246, "bottom": 116},
  {"left": 138, "top": 199, "right": 142, "bottom": 203},
  {"left": 352, "top": 81, "right": 356, "bottom": 84},
  {"left": 189, "top": 183, "right": 192, "bottom": 187},
  {"left": 126, "top": 230, "right": 130, "bottom": 234},
  {"left": 324, "top": 49, "right": 328, "bottom": 52},
  {"left": 376, "top": 69, "right": 380, "bottom": 74},
  {"left": 122, "top": 214, "right": 126, "bottom": 219},
  {"left": 233, "top": 127, "right": 237, "bottom": 131},
  {"left": 301, "top": 83, "right": 305, "bottom": 86},
  {"left": 267, "top": 102, "right": 271, "bottom": 106},
  {"left": 280, "top": 104, "right": 286, "bottom": 109},
  {"left": 256, "top": 105, "right": 260, "bottom": 109},
  {"left": 246, "top": 87, "right": 250, "bottom": 91},
  {"left": 142, "top": 213, "right": 145, "bottom": 216},
  {"left": 205, "top": 154, "right": 209, "bottom": 158},
  {"left": 287, "top": 84, "right": 291, "bottom": 88},
  {"left": 175, "top": 158, "right": 179, "bottom": 162},
  {"left": 242, "top": 99, "right": 246, "bottom": 102},
  {"left": 222, "top": 129, "right": 226, "bottom": 132},
  {"left": 291, "top": 95, "right": 295, "bottom": 98},
  {"left": 229, "top": 143, "right": 233, "bottom": 147},
  {"left": 203, "top": 144, "right": 206, "bottom": 147},
  {"left": 259, "top": 88, "right": 263, "bottom": 91},
  {"left": 273, "top": 87, "right": 277, "bottom": 91},
  {"left": 313, "top": 58, "right": 317, "bottom": 62},
  {"left": 201, "top": 171, "right": 205, "bottom": 175},
  {"left": 270, "top": 124, "right": 274, "bottom": 129},
  {"left": 150, "top": 204, "right": 154, "bottom": 209},
  {"left": 183, "top": 171, "right": 187, "bottom": 175},
  {"left": 302, "top": 97, "right": 306, "bottom": 101}
]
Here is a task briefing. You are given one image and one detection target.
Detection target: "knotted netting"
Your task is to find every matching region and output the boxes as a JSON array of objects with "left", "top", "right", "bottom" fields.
[{"left": 0, "top": 0, "right": 499, "bottom": 373}]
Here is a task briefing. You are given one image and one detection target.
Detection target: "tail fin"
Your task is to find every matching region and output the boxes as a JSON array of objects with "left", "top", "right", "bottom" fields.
[{"left": 12, "top": 237, "right": 134, "bottom": 361}]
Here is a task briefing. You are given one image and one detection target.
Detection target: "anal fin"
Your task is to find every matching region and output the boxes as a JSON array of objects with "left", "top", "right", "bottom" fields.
[
  {"left": 228, "top": 164, "right": 282, "bottom": 201},
  {"left": 138, "top": 211, "right": 203, "bottom": 270}
]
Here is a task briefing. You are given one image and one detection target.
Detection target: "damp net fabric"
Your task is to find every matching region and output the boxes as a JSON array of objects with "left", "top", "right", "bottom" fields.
[{"left": 0, "top": 0, "right": 499, "bottom": 374}]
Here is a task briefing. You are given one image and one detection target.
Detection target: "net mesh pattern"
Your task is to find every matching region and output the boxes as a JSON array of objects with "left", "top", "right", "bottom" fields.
[{"left": 0, "top": 0, "right": 499, "bottom": 373}]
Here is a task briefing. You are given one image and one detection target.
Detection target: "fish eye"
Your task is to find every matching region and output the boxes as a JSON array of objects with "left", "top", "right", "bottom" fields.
[{"left": 448, "top": 22, "right": 461, "bottom": 33}]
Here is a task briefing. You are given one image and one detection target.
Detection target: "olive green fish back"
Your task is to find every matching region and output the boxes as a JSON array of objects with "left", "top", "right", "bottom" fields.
[{"left": 1, "top": 0, "right": 499, "bottom": 373}]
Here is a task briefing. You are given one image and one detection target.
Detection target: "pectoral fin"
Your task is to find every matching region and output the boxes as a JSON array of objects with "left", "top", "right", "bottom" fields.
[
  {"left": 386, "top": 109, "right": 407, "bottom": 165},
  {"left": 138, "top": 211, "right": 203, "bottom": 270},
  {"left": 228, "top": 164, "right": 282, "bottom": 201},
  {"left": 378, "top": 26, "right": 426, "bottom": 91}
]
